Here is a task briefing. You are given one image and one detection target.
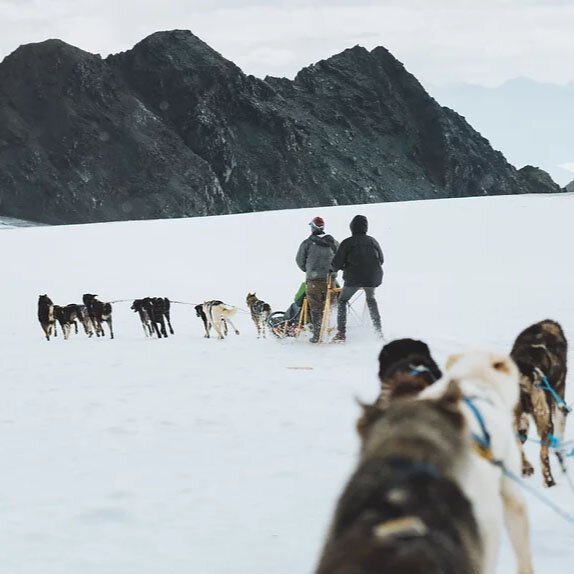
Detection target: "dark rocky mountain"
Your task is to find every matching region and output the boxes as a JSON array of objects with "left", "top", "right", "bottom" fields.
[
  {"left": 0, "top": 30, "right": 562, "bottom": 224},
  {"left": 566, "top": 180, "right": 574, "bottom": 193}
]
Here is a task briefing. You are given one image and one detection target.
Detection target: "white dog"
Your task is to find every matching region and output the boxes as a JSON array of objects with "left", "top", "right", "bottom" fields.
[
  {"left": 202, "top": 300, "right": 240, "bottom": 340},
  {"left": 420, "top": 350, "right": 533, "bottom": 574}
]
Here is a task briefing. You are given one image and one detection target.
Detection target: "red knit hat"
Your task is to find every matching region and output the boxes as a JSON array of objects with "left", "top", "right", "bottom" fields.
[{"left": 310, "top": 216, "right": 325, "bottom": 230}]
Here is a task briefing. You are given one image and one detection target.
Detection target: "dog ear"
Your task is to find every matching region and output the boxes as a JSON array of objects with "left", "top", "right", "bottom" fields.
[
  {"left": 492, "top": 356, "right": 513, "bottom": 375},
  {"left": 445, "top": 353, "right": 462, "bottom": 371},
  {"left": 355, "top": 398, "right": 384, "bottom": 439}
]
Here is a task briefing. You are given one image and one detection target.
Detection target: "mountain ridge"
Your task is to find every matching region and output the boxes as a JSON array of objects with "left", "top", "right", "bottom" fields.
[{"left": 0, "top": 30, "right": 562, "bottom": 224}]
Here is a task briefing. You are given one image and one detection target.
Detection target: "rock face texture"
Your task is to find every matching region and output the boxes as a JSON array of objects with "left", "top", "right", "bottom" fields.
[
  {"left": 517, "top": 166, "right": 563, "bottom": 195},
  {"left": 0, "top": 31, "right": 562, "bottom": 224}
]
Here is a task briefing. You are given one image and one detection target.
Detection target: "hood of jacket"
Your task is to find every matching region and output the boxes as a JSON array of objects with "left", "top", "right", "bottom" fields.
[
  {"left": 310, "top": 233, "right": 336, "bottom": 248},
  {"left": 350, "top": 215, "right": 368, "bottom": 235}
]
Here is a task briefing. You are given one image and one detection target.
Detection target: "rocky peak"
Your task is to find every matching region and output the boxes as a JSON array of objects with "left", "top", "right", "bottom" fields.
[
  {"left": 0, "top": 31, "right": 563, "bottom": 225},
  {"left": 517, "top": 165, "right": 563, "bottom": 194}
]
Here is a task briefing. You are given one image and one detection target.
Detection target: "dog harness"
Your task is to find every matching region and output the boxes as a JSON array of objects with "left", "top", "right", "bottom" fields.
[
  {"left": 534, "top": 367, "right": 572, "bottom": 415},
  {"left": 462, "top": 396, "right": 499, "bottom": 463},
  {"left": 408, "top": 364, "right": 438, "bottom": 382}
]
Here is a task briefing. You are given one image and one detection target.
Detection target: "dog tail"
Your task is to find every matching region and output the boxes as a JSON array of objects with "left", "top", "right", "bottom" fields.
[{"left": 221, "top": 305, "right": 237, "bottom": 317}]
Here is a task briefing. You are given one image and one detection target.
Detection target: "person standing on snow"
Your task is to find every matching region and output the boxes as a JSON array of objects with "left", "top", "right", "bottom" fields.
[
  {"left": 296, "top": 216, "right": 339, "bottom": 343},
  {"left": 331, "top": 215, "right": 383, "bottom": 342}
]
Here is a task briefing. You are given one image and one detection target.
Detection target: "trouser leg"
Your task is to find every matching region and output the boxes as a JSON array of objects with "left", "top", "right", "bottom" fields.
[
  {"left": 364, "top": 287, "right": 382, "bottom": 334},
  {"left": 337, "top": 286, "right": 359, "bottom": 335},
  {"left": 307, "top": 280, "right": 327, "bottom": 340}
]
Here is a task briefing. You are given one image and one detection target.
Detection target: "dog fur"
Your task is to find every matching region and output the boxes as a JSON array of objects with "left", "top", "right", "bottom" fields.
[
  {"left": 196, "top": 300, "right": 239, "bottom": 340},
  {"left": 132, "top": 297, "right": 174, "bottom": 338},
  {"left": 38, "top": 294, "right": 56, "bottom": 340},
  {"left": 82, "top": 294, "right": 114, "bottom": 339},
  {"left": 132, "top": 299, "right": 154, "bottom": 337},
  {"left": 316, "top": 380, "right": 482, "bottom": 574},
  {"left": 510, "top": 319, "right": 568, "bottom": 487},
  {"left": 54, "top": 304, "right": 94, "bottom": 340},
  {"left": 420, "top": 350, "right": 533, "bottom": 574},
  {"left": 246, "top": 292, "right": 271, "bottom": 338}
]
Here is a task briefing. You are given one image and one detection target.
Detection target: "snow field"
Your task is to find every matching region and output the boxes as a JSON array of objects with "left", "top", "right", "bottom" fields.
[{"left": 1, "top": 193, "right": 573, "bottom": 573}]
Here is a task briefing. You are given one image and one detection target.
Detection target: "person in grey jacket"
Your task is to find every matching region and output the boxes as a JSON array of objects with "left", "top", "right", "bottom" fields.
[
  {"left": 331, "top": 215, "right": 383, "bottom": 342},
  {"left": 296, "top": 216, "right": 339, "bottom": 343}
]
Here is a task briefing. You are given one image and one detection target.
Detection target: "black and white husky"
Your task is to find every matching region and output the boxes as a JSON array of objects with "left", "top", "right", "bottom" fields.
[{"left": 197, "top": 300, "right": 240, "bottom": 340}]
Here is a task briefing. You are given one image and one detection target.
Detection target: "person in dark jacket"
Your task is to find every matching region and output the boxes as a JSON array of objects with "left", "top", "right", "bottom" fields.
[
  {"left": 331, "top": 215, "right": 383, "bottom": 341},
  {"left": 296, "top": 216, "right": 339, "bottom": 343}
]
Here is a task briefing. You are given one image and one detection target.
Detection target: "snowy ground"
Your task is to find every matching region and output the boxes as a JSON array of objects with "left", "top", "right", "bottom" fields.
[{"left": 1, "top": 194, "right": 573, "bottom": 573}]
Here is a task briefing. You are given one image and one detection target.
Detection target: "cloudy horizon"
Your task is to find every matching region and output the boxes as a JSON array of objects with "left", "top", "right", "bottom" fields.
[{"left": 1, "top": 1, "right": 574, "bottom": 88}]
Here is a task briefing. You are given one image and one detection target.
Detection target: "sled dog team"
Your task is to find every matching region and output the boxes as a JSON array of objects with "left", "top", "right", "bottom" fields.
[
  {"left": 315, "top": 319, "right": 569, "bottom": 574},
  {"left": 37, "top": 293, "right": 269, "bottom": 341}
]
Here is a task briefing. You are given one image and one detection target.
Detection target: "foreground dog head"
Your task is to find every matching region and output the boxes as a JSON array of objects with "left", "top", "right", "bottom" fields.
[
  {"left": 359, "top": 380, "right": 466, "bottom": 462},
  {"left": 445, "top": 350, "right": 520, "bottom": 411}
]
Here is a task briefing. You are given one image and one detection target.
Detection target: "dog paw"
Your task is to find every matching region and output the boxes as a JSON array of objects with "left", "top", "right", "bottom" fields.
[
  {"left": 522, "top": 462, "right": 535, "bottom": 477},
  {"left": 544, "top": 477, "right": 556, "bottom": 488}
]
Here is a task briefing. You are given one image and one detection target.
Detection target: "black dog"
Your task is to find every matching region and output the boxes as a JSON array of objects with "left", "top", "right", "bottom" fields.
[
  {"left": 82, "top": 294, "right": 114, "bottom": 339},
  {"left": 53, "top": 304, "right": 94, "bottom": 339},
  {"left": 375, "top": 338, "right": 442, "bottom": 409},
  {"left": 132, "top": 297, "right": 174, "bottom": 338},
  {"left": 38, "top": 294, "right": 56, "bottom": 340}
]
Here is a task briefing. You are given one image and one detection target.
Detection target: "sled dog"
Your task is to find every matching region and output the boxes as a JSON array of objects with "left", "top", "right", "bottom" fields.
[
  {"left": 246, "top": 292, "right": 271, "bottom": 338},
  {"left": 420, "top": 350, "right": 533, "bottom": 574},
  {"left": 511, "top": 319, "right": 568, "bottom": 487},
  {"left": 54, "top": 304, "right": 94, "bottom": 339},
  {"left": 201, "top": 300, "right": 240, "bottom": 340},
  {"left": 38, "top": 294, "right": 56, "bottom": 340},
  {"left": 376, "top": 338, "right": 442, "bottom": 408},
  {"left": 316, "top": 380, "right": 482, "bottom": 574},
  {"left": 82, "top": 294, "right": 114, "bottom": 339}
]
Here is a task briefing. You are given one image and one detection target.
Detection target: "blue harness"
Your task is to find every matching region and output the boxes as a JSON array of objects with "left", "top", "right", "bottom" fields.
[
  {"left": 462, "top": 395, "right": 494, "bottom": 456},
  {"left": 534, "top": 368, "right": 572, "bottom": 415},
  {"left": 409, "top": 364, "right": 438, "bottom": 382}
]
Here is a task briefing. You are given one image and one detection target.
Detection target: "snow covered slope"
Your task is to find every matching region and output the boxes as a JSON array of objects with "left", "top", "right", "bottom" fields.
[{"left": 1, "top": 194, "right": 573, "bottom": 573}]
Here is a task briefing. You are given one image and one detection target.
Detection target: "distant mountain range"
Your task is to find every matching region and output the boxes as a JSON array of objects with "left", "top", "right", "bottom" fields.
[
  {"left": 0, "top": 31, "right": 563, "bottom": 225},
  {"left": 431, "top": 78, "right": 574, "bottom": 187}
]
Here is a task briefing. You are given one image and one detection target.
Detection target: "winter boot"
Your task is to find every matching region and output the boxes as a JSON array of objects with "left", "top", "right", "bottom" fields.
[
  {"left": 310, "top": 311, "right": 323, "bottom": 343},
  {"left": 332, "top": 331, "right": 346, "bottom": 343},
  {"left": 366, "top": 298, "right": 382, "bottom": 338}
]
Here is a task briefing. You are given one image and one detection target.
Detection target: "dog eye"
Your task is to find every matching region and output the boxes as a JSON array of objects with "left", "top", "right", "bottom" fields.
[{"left": 492, "top": 361, "right": 507, "bottom": 372}]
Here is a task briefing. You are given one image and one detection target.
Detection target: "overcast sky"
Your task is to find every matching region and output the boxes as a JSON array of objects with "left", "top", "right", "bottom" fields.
[{"left": 0, "top": 0, "right": 574, "bottom": 87}]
